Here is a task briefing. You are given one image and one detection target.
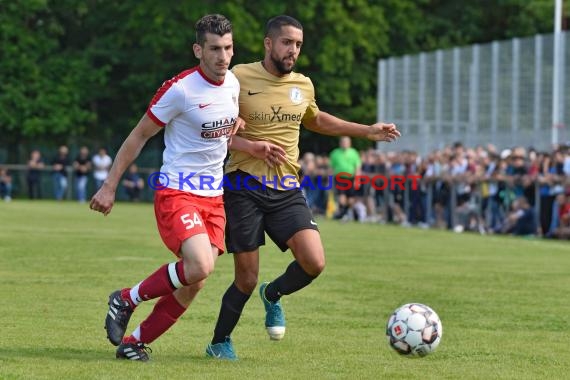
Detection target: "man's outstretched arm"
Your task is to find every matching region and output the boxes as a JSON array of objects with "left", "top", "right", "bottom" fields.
[
  {"left": 303, "top": 111, "right": 401, "bottom": 142},
  {"left": 90, "top": 114, "right": 162, "bottom": 215}
]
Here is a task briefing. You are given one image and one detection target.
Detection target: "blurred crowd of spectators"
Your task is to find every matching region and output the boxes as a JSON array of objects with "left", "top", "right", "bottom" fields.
[
  {"left": 300, "top": 142, "right": 570, "bottom": 240},
  {"left": 2, "top": 141, "right": 569, "bottom": 240},
  {"left": 0, "top": 145, "right": 144, "bottom": 203}
]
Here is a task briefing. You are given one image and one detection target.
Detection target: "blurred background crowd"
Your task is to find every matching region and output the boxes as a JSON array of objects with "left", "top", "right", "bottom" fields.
[
  {"left": 2, "top": 139, "right": 569, "bottom": 240},
  {"left": 0, "top": 145, "right": 144, "bottom": 204},
  {"left": 300, "top": 140, "right": 570, "bottom": 240}
]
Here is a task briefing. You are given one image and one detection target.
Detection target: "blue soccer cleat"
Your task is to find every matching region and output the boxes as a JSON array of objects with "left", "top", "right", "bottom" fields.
[
  {"left": 259, "top": 282, "right": 286, "bottom": 340},
  {"left": 206, "top": 336, "right": 238, "bottom": 361}
]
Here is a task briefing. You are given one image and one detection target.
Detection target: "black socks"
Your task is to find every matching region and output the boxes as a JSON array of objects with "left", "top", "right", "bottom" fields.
[
  {"left": 264, "top": 261, "right": 316, "bottom": 303},
  {"left": 212, "top": 283, "right": 250, "bottom": 344},
  {"left": 212, "top": 261, "right": 318, "bottom": 344}
]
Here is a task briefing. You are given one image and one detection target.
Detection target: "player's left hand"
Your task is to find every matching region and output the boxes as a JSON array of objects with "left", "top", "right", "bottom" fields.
[
  {"left": 366, "top": 123, "right": 401, "bottom": 142},
  {"left": 228, "top": 117, "right": 246, "bottom": 145}
]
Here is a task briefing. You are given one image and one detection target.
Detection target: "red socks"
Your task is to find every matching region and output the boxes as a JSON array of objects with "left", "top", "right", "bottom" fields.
[{"left": 122, "top": 293, "right": 187, "bottom": 344}]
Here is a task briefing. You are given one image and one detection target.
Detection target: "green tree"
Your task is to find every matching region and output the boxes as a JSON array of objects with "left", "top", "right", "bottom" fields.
[
  {"left": 0, "top": 0, "right": 104, "bottom": 160},
  {"left": 1, "top": 0, "right": 566, "bottom": 161},
  {"left": 412, "top": 0, "right": 564, "bottom": 50}
]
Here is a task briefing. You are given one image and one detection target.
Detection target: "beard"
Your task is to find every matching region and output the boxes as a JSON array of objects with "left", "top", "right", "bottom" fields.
[{"left": 270, "top": 52, "right": 295, "bottom": 75}]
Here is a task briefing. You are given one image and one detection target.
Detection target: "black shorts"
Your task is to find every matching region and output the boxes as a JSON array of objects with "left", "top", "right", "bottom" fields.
[{"left": 224, "top": 171, "right": 319, "bottom": 253}]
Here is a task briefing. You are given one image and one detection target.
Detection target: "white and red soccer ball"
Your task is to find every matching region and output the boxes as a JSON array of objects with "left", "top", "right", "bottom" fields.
[{"left": 386, "top": 303, "right": 443, "bottom": 357}]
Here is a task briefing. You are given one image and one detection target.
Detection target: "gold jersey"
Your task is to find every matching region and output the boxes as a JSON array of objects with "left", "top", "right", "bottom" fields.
[{"left": 226, "top": 61, "right": 319, "bottom": 189}]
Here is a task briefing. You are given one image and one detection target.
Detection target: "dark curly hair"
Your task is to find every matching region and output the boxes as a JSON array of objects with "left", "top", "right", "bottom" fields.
[{"left": 195, "top": 14, "right": 232, "bottom": 46}]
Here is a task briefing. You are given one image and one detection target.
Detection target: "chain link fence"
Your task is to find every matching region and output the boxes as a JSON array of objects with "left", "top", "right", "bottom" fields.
[{"left": 378, "top": 32, "right": 569, "bottom": 155}]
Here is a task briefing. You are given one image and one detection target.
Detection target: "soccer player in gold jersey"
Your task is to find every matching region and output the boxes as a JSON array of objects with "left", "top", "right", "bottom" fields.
[{"left": 205, "top": 14, "right": 400, "bottom": 360}]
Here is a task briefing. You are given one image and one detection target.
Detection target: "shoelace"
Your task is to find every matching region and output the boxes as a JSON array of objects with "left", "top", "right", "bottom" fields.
[
  {"left": 137, "top": 343, "right": 152, "bottom": 353},
  {"left": 223, "top": 344, "right": 235, "bottom": 356},
  {"left": 115, "top": 303, "right": 133, "bottom": 321},
  {"left": 133, "top": 343, "right": 152, "bottom": 359}
]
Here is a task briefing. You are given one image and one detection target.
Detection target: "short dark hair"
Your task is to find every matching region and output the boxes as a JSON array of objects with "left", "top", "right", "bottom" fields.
[
  {"left": 265, "top": 15, "right": 303, "bottom": 39},
  {"left": 195, "top": 14, "right": 232, "bottom": 46}
]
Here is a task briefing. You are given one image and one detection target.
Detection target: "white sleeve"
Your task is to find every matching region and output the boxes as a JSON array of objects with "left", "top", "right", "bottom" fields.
[{"left": 147, "top": 82, "right": 185, "bottom": 126}]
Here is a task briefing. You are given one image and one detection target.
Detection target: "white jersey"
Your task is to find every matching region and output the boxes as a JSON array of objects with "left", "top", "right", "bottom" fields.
[
  {"left": 147, "top": 66, "right": 239, "bottom": 196},
  {"left": 92, "top": 154, "right": 112, "bottom": 181}
]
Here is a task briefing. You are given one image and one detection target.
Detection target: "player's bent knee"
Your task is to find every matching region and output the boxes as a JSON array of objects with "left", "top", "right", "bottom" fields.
[
  {"left": 308, "top": 260, "right": 326, "bottom": 277},
  {"left": 183, "top": 258, "right": 215, "bottom": 283},
  {"left": 194, "top": 263, "right": 215, "bottom": 282},
  {"left": 187, "top": 279, "right": 206, "bottom": 292},
  {"left": 300, "top": 255, "right": 326, "bottom": 277},
  {"left": 235, "top": 275, "right": 258, "bottom": 294},
  {"left": 314, "top": 260, "right": 326, "bottom": 276}
]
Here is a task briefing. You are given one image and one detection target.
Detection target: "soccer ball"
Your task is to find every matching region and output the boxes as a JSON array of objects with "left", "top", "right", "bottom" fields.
[{"left": 385, "top": 303, "right": 442, "bottom": 357}]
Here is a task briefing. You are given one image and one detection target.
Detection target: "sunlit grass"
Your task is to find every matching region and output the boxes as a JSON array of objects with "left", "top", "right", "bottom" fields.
[{"left": 1, "top": 200, "right": 569, "bottom": 379}]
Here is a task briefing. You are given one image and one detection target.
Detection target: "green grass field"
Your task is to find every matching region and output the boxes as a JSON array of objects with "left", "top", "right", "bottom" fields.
[{"left": 1, "top": 200, "right": 569, "bottom": 379}]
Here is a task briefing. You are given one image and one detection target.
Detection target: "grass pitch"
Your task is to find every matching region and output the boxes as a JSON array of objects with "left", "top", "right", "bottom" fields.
[{"left": 0, "top": 200, "right": 569, "bottom": 379}]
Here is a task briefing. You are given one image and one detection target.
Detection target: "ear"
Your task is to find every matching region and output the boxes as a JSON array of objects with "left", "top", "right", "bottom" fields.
[
  {"left": 263, "top": 37, "right": 271, "bottom": 52},
  {"left": 193, "top": 43, "right": 202, "bottom": 59}
]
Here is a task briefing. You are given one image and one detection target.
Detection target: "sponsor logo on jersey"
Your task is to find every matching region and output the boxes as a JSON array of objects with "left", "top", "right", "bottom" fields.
[
  {"left": 201, "top": 117, "right": 236, "bottom": 139},
  {"left": 248, "top": 106, "right": 303, "bottom": 122},
  {"left": 289, "top": 87, "right": 303, "bottom": 104}
]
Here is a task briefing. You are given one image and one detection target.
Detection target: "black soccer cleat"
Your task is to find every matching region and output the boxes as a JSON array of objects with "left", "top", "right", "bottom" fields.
[
  {"left": 105, "top": 290, "right": 134, "bottom": 346},
  {"left": 116, "top": 342, "right": 152, "bottom": 362}
]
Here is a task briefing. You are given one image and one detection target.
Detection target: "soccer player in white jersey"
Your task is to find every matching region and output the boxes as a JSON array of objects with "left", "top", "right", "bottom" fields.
[{"left": 89, "top": 14, "right": 281, "bottom": 362}]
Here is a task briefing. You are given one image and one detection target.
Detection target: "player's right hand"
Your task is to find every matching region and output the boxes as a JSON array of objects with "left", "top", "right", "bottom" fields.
[
  {"left": 367, "top": 122, "right": 401, "bottom": 142},
  {"left": 89, "top": 183, "right": 116, "bottom": 216}
]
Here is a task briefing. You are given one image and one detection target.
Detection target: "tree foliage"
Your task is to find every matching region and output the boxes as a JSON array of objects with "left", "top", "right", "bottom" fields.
[
  {"left": 0, "top": 1, "right": 102, "bottom": 146},
  {"left": 0, "top": 0, "right": 565, "bottom": 159}
]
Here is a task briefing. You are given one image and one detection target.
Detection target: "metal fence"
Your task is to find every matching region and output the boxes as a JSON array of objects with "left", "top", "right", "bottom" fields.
[{"left": 377, "top": 32, "right": 569, "bottom": 155}]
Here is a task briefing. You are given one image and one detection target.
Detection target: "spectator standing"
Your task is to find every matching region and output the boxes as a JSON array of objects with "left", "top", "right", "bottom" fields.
[
  {"left": 73, "top": 146, "right": 91, "bottom": 203},
  {"left": 92, "top": 147, "right": 113, "bottom": 190},
  {"left": 0, "top": 167, "right": 13, "bottom": 201},
  {"left": 329, "top": 136, "right": 361, "bottom": 220},
  {"left": 552, "top": 191, "right": 570, "bottom": 239},
  {"left": 27, "top": 150, "right": 45, "bottom": 199},
  {"left": 299, "top": 152, "right": 326, "bottom": 215},
  {"left": 52, "top": 145, "right": 70, "bottom": 200},
  {"left": 386, "top": 152, "right": 409, "bottom": 225},
  {"left": 564, "top": 147, "right": 570, "bottom": 176},
  {"left": 538, "top": 151, "right": 565, "bottom": 235}
]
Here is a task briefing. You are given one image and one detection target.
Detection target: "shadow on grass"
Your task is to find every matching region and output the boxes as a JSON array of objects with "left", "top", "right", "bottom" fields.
[
  {"left": 0, "top": 347, "right": 111, "bottom": 362},
  {"left": 0, "top": 346, "right": 253, "bottom": 365}
]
